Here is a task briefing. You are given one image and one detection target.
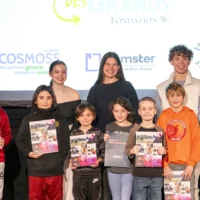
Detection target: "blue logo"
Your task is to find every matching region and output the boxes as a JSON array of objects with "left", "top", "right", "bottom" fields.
[
  {"left": 0, "top": 50, "right": 60, "bottom": 76},
  {"left": 0, "top": 52, "right": 60, "bottom": 64},
  {"left": 85, "top": 53, "right": 156, "bottom": 71}
]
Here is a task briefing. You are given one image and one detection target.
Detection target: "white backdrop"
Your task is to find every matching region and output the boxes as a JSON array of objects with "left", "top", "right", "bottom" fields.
[{"left": 0, "top": 0, "right": 200, "bottom": 100}]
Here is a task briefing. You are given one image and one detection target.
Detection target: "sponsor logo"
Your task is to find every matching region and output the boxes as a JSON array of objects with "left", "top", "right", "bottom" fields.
[
  {"left": 0, "top": 49, "right": 60, "bottom": 76},
  {"left": 85, "top": 53, "right": 156, "bottom": 72},
  {"left": 88, "top": 0, "right": 170, "bottom": 13},
  {"left": 53, "top": 0, "right": 171, "bottom": 24},
  {"left": 0, "top": 52, "right": 59, "bottom": 65}
]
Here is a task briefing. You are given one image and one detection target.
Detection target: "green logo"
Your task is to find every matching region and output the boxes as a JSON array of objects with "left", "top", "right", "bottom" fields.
[{"left": 53, "top": 0, "right": 86, "bottom": 25}]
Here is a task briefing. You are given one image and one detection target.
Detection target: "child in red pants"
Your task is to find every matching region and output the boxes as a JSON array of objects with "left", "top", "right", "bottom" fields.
[{"left": 17, "top": 85, "right": 70, "bottom": 200}]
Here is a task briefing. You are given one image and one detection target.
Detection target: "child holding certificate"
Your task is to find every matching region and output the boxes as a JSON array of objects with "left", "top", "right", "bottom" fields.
[
  {"left": 126, "top": 97, "right": 166, "bottom": 200},
  {"left": 16, "top": 85, "right": 70, "bottom": 200},
  {"left": 104, "top": 97, "right": 135, "bottom": 200},
  {"left": 157, "top": 82, "right": 200, "bottom": 199},
  {"left": 69, "top": 103, "right": 105, "bottom": 200}
]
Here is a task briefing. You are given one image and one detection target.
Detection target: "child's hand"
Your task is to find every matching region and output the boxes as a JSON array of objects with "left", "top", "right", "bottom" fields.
[
  {"left": 69, "top": 159, "right": 77, "bottom": 170},
  {"left": 90, "top": 158, "right": 102, "bottom": 168},
  {"left": 104, "top": 133, "right": 110, "bottom": 141},
  {"left": 0, "top": 137, "right": 4, "bottom": 149},
  {"left": 183, "top": 165, "right": 193, "bottom": 180},
  {"left": 29, "top": 152, "right": 43, "bottom": 159},
  {"left": 157, "top": 146, "right": 166, "bottom": 155},
  {"left": 164, "top": 166, "right": 173, "bottom": 179},
  {"left": 130, "top": 145, "right": 139, "bottom": 155}
]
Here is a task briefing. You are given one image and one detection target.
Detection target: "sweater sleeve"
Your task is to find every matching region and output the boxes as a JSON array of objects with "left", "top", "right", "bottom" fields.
[
  {"left": 125, "top": 82, "right": 140, "bottom": 123},
  {"left": 188, "top": 114, "right": 200, "bottom": 166},
  {"left": 98, "top": 130, "right": 105, "bottom": 161},
  {"left": 126, "top": 126, "right": 137, "bottom": 157},
  {"left": 0, "top": 108, "right": 12, "bottom": 146},
  {"left": 156, "top": 117, "right": 162, "bottom": 130},
  {"left": 16, "top": 117, "right": 32, "bottom": 157},
  {"left": 87, "top": 86, "right": 100, "bottom": 127},
  {"left": 87, "top": 86, "right": 96, "bottom": 107},
  {"left": 58, "top": 117, "right": 70, "bottom": 159},
  {"left": 155, "top": 91, "right": 162, "bottom": 118}
]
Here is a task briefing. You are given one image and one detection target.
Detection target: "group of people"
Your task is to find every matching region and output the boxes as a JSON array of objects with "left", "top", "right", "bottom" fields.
[{"left": 0, "top": 44, "right": 199, "bottom": 200}]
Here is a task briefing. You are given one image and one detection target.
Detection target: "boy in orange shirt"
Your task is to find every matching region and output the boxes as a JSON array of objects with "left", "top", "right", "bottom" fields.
[{"left": 157, "top": 82, "right": 200, "bottom": 199}]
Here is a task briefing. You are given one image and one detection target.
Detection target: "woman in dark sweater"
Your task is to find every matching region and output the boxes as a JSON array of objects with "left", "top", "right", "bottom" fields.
[
  {"left": 17, "top": 85, "right": 70, "bottom": 200},
  {"left": 87, "top": 52, "right": 139, "bottom": 200},
  {"left": 87, "top": 52, "right": 139, "bottom": 133}
]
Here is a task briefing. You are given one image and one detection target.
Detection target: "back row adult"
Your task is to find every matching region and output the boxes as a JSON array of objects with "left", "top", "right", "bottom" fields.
[
  {"left": 87, "top": 51, "right": 140, "bottom": 132},
  {"left": 87, "top": 52, "right": 140, "bottom": 200},
  {"left": 49, "top": 60, "right": 81, "bottom": 200},
  {"left": 156, "top": 45, "right": 200, "bottom": 119}
]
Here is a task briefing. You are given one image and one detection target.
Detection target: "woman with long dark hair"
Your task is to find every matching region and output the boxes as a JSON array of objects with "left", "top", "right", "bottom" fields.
[
  {"left": 87, "top": 52, "right": 139, "bottom": 200},
  {"left": 87, "top": 52, "right": 139, "bottom": 132},
  {"left": 49, "top": 60, "right": 81, "bottom": 200}
]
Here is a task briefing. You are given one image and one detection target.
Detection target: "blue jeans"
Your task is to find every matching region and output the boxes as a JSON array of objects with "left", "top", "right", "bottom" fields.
[
  {"left": 132, "top": 176, "right": 163, "bottom": 200},
  {"left": 108, "top": 171, "right": 133, "bottom": 200}
]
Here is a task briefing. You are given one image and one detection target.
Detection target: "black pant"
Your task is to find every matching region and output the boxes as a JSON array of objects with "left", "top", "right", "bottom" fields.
[{"left": 73, "top": 172, "right": 101, "bottom": 200}]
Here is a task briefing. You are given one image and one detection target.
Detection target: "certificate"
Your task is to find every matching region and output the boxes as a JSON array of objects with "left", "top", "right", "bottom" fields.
[{"left": 105, "top": 131, "right": 130, "bottom": 168}]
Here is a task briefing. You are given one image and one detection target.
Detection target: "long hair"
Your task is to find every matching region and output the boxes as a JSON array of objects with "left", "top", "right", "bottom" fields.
[
  {"left": 94, "top": 52, "right": 126, "bottom": 85},
  {"left": 109, "top": 96, "right": 135, "bottom": 123},
  {"left": 49, "top": 60, "right": 67, "bottom": 86},
  {"left": 32, "top": 85, "right": 57, "bottom": 109}
]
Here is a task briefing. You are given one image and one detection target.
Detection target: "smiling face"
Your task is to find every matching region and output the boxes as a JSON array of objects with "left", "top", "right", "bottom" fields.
[
  {"left": 166, "top": 82, "right": 185, "bottom": 112},
  {"left": 138, "top": 101, "right": 156, "bottom": 122},
  {"left": 103, "top": 57, "right": 120, "bottom": 82},
  {"left": 170, "top": 55, "right": 191, "bottom": 75},
  {"left": 77, "top": 108, "right": 95, "bottom": 128},
  {"left": 35, "top": 91, "right": 53, "bottom": 109},
  {"left": 167, "top": 92, "right": 184, "bottom": 112},
  {"left": 49, "top": 64, "right": 67, "bottom": 85},
  {"left": 112, "top": 104, "right": 130, "bottom": 124}
]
